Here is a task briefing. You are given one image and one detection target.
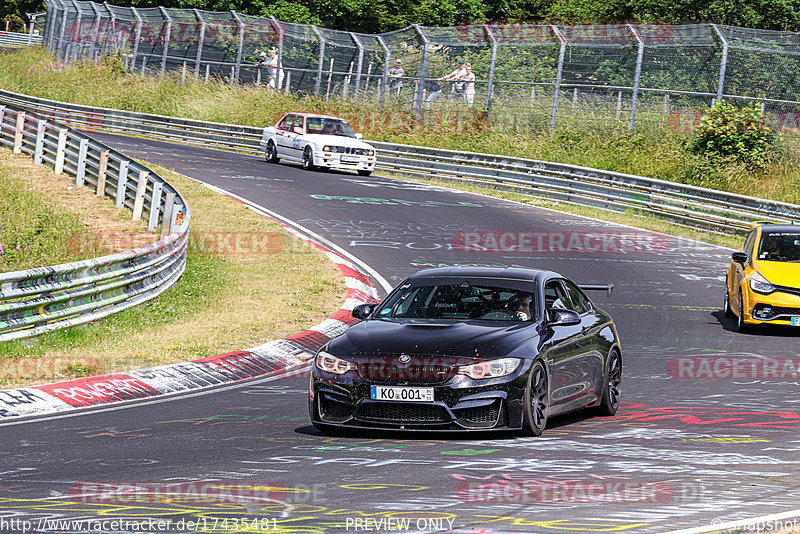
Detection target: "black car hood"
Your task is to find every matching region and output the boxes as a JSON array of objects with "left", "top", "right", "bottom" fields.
[{"left": 327, "top": 319, "right": 538, "bottom": 358}]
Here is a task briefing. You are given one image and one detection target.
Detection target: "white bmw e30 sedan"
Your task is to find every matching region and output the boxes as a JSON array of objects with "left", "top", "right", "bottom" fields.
[{"left": 260, "top": 112, "right": 377, "bottom": 176}]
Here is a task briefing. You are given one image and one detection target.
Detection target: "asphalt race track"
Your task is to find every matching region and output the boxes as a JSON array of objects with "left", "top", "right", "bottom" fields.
[{"left": 2, "top": 133, "right": 800, "bottom": 534}]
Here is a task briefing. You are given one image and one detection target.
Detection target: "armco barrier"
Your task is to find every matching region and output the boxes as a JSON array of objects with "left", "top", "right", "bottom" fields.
[
  {"left": 0, "top": 31, "right": 42, "bottom": 48},
  {"left": 0, "top": 104, "right": 191, "bottom": 342},
  {"left": 2, "top": 87, "right": 799, "bottom": 234}
]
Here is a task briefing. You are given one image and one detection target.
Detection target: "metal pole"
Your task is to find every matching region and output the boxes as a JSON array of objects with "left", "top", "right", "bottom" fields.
[
  {"left": 231, "top": 11, "right": 244, "bottom": 86},
  {"left": 89, "top": 2, "right": 103, "bottom": 57},
  {"left": 550, "top": 25, "right": 566, "bottom": 128},
  {"left": 45, "top": 1, "right": 60, "bottom": 52},
  {"left": 311, "top": 26, "right": 326, "bottom": 96},
  {"left": 57, "top": 1, "right": 70, "bottom": 60},
  {"left": 158, "top": 6, "right": 172, "bottom": 74},
  {"left": 484, "top": 24, "right": 498, "bottom": 111},
  {"left": 627, "top": 24, "right": 644, "bottom": 131},
  {"left": 413, "top": 24, "right": 430, "bottom": 115},
  {"left": 270, "top": 17, "right": 285, "bottom": 90},
  {"left": 710, "top": 24, "right": 729, "bottom": 104},
  {"left": 351, "top": 33, "right": 365, "bottom": 104},
  {"left": 376, "top": 35, "right": 390, "bottom": 109},
  {"left": 193, "top": 9, "right": 205, "bottom": 79},
  {"left": 131, "top": 7, "right": 142, "bottom": 71},
  {"left": 104, "top": 2, "right": 117, "bottom": 53}
]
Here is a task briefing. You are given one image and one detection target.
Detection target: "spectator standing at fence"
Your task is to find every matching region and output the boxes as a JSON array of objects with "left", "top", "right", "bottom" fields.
[
  {"left": 461, "top": 63, "right": 476, "bottom": 107},
  {"left": 439, "top": 59, "right": 467, "bottom": 97},
  {"left": 387, "top": 59, "right": 404, "bottom": 97},
  {"left": 265, "top": 49, "right": 279, "bottom": 91}
]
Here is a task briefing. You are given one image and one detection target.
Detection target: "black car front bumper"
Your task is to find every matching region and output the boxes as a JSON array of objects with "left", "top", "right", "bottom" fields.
[{"left": 309, "top": 366, "right": 531, "bottom": 431}]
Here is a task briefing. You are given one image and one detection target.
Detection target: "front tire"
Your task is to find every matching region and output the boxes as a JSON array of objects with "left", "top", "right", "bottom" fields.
[
  {"left": 724, "top": 280, "right": 734, "bottom": 318},
  {"left": 737, "top": 290, "right": 750, "bottom": 333},
  {"left": 357, "top": 169, "right": 373, "bottom": 176},
  {"left": 593, "top": 350, "right": 621, "bottom": 416},
  {"left": 266, "top": 140, "right": 279, "bottom": 163},
  {"left": 302, "top": 146, "right": 316, "bottom": 171},
  {"left": 521, "top": 361, "right": 548, "bottom": 437}
]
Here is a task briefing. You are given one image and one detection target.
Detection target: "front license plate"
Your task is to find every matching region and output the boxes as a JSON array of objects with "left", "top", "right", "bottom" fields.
[
  {"left": 371, "top": 386, "right": 434, "bottom": 402},
  {"left": 792, "top": 317, "right": 800, "bottom": 326},
  {"left": 340, "top": 155, "right": 360, "bottom": 163}
]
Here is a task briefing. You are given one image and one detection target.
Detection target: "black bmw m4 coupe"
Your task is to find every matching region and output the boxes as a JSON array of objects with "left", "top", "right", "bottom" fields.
[{"left": 309, "top": 266, "right": 621, "bottom": 436}]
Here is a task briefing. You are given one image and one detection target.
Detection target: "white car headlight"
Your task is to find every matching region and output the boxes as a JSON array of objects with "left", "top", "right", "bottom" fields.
[
  {"left": 750, "top": 272, "right": 775, "bottom": 294},
  {"left": 315, "top": 351, "right": 356, "bottom": 375},
  {"left": 323, "top": 145, "right": 338, "bottom": 152},
  {"left": 458, "top": 358, "right": 520, "bottom": 379}
]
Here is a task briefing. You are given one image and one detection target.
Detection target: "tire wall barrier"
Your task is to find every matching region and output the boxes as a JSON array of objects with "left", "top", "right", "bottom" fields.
[{"left": 0, "top": 103, "right": 191, "bottom": 342}]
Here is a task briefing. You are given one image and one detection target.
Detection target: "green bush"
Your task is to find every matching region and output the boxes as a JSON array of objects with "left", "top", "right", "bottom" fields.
[{"left": 687, "top": 100, "right": 782, "bottom": 167}]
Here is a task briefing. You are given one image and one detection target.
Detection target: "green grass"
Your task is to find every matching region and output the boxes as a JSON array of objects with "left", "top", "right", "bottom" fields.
[
  {"left": 2, "top": 47, "right": 798, "bottom": 208},
  {"left": 0, "top": 154, "right": 93, "bottom": 271}
]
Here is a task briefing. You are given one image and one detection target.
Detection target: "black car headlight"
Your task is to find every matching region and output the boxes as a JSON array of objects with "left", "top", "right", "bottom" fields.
[
  {"left": 315, "top": 351, "right": 356, "bottom": 375},
  {"left": 367, "top": 149, "right": 375, "bottom": 156},
  {"left": 458, "top": 358, "right": 520, "bottom": 379}
]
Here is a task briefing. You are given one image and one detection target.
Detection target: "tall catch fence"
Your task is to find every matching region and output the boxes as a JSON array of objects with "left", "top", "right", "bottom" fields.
[{"left": 41, "top": 0, "right": 800, "bottom": 137}]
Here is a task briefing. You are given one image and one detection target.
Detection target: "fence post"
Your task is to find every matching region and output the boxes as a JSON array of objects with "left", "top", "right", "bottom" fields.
[
  {"left": 104, "top": 2, "right": 117, "bottom": 53},
  {"left": 55, "top": 129, "right": 68, "bottom": 174},
  {"left": 161, "top": 192, "right": 176, "bottom": 238},
  {"left": 232, "top": 11, "right": 244, "bottom": 87},
  {"left": 89, "top": 2, "right": 102, "bottom": 58},
  {"left": 159, "top": 7, "right": 172, "bottom": 74},
  {"left": 710, "top": 24, "right": 728, "bottom": 104},
  {"left": 550, "top": 25, "right": 566, "bottom": 128},
  {"left": 132, "top": 170, "right": 149, "bottom": 220},
  {"left": 13, "top": 111, "right": 26, "bottom": 154},
  {"left": 76, "top": 138, "right": 89, "bottom": 185},
  {"left": 484, "top": 25, "right": 498, "bottom": 111},
  {"left": 270, "top": 17, "right": 285, "bottom": 90},
  {"left": 530, "top": 85, "right": 536, "bottom": 108},
  {"left": 413, "top": 25, "right": 430, "bottom": 116},
  {"left": 376, "top": 35, "right": 390, "bottom": 109},
  {"left": 148, "top": 181, "right": 164, "bottom": 232},
  {"left": 627, "top": 24, "right": 644, "bottom": 131},
  {"left": 351, "top": 33, "right": 365, "bottom": 104},
  {"left": 70, "top": 0, "right": 83, "bottom": 62},
  {"left": 116, "top": 160, "right": 129, "bottom": 207},
  {"left": 311, "top": 26, "right": 326, "bottom": 96},
  {"left": 663, "top": 94, "right": 670, "bottom": 114},
  {"left": 96, "top": 149, "right": 109, "bottom": 196},
  {"left": 131, "top": 7, "right": 142, "bottom": 71},
  {"left": 57, "top": 2, "right": 70, "bottom": 61},
  {"left": 34, "top": 120, "right": 47, "bottom": 165},
  {"left": 193, "top": 9, "right": 205, "bottom": 79}
]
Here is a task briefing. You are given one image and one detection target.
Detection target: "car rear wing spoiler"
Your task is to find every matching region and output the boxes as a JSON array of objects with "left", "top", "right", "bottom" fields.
[{"left": 579, "top": 284, "right": 614, "bottom": 297}]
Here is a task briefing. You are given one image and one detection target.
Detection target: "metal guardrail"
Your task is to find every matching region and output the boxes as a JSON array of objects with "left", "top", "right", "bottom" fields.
[
  {"left": 2, "top": 87, "right": 799, "bottom": 237},
  {"left": 0, "top": 102, "right": 191, "bottom": 342},
  {"left": 0, "top": 31, "right": 43, "bottom": 47}
]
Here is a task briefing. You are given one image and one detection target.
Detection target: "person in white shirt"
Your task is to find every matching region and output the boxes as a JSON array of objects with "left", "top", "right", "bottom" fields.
[{"left": 461, "top": 63, "right": 476, "bottom": 107}]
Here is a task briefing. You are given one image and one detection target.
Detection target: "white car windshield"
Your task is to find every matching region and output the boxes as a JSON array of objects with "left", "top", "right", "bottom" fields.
[{"left": 306, "top": 117, "right": 356, "bottom": 138}]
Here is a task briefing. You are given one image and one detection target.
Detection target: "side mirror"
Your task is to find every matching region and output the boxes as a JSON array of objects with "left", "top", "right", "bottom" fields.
[
  {"left": 352, "top": 303, "right": 379, "bottom": 320},
  {"left": 354, "top": 133, "right": 363, "bottom": 139},
  {"left": 548, "top": 309, "right": 581, "bottom": 327},
  {"left": 731, "top": 251, "right": 748, "bottom": 265}
]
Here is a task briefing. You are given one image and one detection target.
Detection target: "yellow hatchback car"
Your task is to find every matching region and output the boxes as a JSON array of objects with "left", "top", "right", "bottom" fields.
[{"left": 726, "top": 222, "right": 800, "bottom": 332}]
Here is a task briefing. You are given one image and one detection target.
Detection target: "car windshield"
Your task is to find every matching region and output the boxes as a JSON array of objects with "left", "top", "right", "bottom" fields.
[
  {"left": 376, "top": 283, "right": 535, "bottom": 322},
  {"left": 306, "top": 117, "right": 356, "bottom": 138},
  {"left": 758, "top": 231, "right": 800, "bottom": 262}
]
